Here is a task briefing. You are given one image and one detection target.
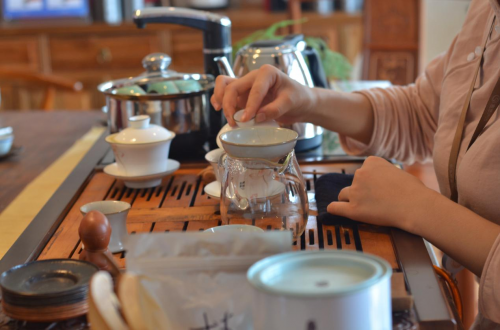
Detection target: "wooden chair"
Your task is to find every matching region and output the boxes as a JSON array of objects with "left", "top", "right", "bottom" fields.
[
  {"left": 288, "top": 0, "right": 304, "bottom": 33},
  {"left": 0, "top": 69, "right": 82, "bottom": 111}
]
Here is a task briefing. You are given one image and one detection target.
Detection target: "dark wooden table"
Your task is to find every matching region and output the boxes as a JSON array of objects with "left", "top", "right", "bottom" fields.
[
  {"left": 0, "top": 111, "right": 462, "bottom": 329},
  {"left": 0, "top": 111, "right": 105, "bottom": 213}
]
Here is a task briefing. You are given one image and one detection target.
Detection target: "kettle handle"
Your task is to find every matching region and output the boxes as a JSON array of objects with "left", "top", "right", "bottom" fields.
[
  {"left": 282, "top": 34, "right": 305, "bottom": 46},
  {"left": 303, "top": 46, "right": 329, "bottom": 89}
]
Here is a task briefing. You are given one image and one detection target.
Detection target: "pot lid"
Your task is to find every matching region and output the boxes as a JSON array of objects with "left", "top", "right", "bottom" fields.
[
  {"left": 242, "top": 34, "right": 307, "bottom": 55},
  {"left": 107, "top": 115, "right": 174, "bottom": 145},
  {"left": 97, "top": 52, "right": 214, "bottom": 101},
  {"left": 247, "top": 250, "right": 392, "bottom": 298}
]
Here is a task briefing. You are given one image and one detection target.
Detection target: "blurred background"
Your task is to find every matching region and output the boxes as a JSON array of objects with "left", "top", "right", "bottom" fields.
[{"left": 0, "top": 0, "right": 469, "bottom": 111}]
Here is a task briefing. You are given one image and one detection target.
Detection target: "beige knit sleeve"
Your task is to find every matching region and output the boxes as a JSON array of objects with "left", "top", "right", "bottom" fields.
[
  {"left": 479, "top": 233, "right": 500, "bottom": 323},
  {"left": 339, "top": 37, "right": 457, "bottom": 164}
]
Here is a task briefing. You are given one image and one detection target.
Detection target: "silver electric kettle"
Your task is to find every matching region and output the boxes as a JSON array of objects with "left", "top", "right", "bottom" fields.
[{"left": 216, "top": 34, "right": 328, "bottom": 152}]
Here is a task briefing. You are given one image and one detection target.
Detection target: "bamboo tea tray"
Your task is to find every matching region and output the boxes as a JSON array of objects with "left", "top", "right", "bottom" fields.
[
  {"left": 0, "top": 133, "right": 461, "bottom": 329},
  {"left": 38, "top": 166, "right": 399, "bottom": 269}
]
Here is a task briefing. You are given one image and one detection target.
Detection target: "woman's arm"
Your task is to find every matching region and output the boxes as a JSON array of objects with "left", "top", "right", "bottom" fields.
[
  {"left": 327, "top": 156, "right": 500, "bottom": 276},
  {"left": 413, "top": 187, "right": 500, "bottom": 276},
  {"left": 309, "top": 88, "right": 374, "bottom": 145},
  {"left": 211, "top": 65, "right": 375, "bottom": 144}
]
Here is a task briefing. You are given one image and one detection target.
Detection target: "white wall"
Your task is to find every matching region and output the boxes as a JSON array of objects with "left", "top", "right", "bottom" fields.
[{"left": 419, "top": 0, "right": 471, "bottom": 72}]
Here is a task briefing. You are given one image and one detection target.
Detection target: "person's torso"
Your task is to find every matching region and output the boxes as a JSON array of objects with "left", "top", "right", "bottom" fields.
[{"left": 433, "top": 0, "right": 500, "bottom": 224}]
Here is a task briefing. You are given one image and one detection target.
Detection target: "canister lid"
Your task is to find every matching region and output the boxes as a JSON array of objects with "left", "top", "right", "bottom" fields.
[
  {"left": 247, "top": 250, "right": 392, "bottom": 298},
  {"left": 106, "top": 115, "right": 174, "bottom": 145}
]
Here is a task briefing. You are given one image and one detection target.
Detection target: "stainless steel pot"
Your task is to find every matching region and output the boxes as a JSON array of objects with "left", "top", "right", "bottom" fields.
[{"left": 98, "top": 53, "right": 215, "bottom": 160}]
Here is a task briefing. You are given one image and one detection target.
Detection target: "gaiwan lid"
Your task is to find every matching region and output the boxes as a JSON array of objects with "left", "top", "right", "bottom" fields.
[
  {"left": 107, "top": 115, "right": 174, "bottom": 145},
  {"left": 247, "top": 250, "right": 392, "bottom": 298}
]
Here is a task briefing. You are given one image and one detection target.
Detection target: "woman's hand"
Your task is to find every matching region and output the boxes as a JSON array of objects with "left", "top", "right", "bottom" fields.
[
  {"left": 327, "top": 156, "right": 436, "bottom": 233},
  {"left": 210, "top": 65, "right": 315, "bottom": 126}
]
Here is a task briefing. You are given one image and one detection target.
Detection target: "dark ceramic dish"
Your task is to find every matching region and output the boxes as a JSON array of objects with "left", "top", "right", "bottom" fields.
[{"left": 0, "top": 259, "right": 98, "bottom": 306}]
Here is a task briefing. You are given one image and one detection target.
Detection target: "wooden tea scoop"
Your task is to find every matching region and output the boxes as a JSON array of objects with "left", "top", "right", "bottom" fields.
[{"left": 79, "top": 210, "right": 120, "bottom": 276}]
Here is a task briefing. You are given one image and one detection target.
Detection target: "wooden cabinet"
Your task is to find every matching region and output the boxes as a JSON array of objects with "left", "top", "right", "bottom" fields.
[
  {"left": 362, "top": 0, "right": 419, "bottom": 85},
  {"left": 49, "top": 33, "right": 161, "bottom": 71},
  {"left": 0, "top": 37, "right": 40, "bottom": 71},
  {"left": 0, "top": 8, "right": 362, "bottom": 110}
]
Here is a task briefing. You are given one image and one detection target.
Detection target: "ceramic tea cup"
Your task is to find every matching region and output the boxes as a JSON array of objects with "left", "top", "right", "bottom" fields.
[
  {"left": 105, "top": 115, "right": 175, "bottom": 177},
  {"left": 204, "top": 148, "right": 225, "bottom": 182},
  {"left": 0, "top": 134, "right": 13, "bottom": 156},
  {"left": 235, "top": 168, "right": 285, "bottom": 199},
  {"left": 220, "top": 127, "right": 298, "bottom": 161},
  {"left": 204, "top": 224, "right": 264, "bottom": 233},
  {"left": 80, "top": 201, "right": 131, "bottom": 253}
]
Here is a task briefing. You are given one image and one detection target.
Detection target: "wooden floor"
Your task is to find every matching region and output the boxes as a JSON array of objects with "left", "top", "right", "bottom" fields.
[{"left": 38, "top": 163, "right": 400, "bottom": 273}]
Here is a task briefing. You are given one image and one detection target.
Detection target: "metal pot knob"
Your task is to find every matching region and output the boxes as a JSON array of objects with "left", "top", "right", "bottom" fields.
[{"left": 142, "top": 53, "right": 172, "bottom": 73}]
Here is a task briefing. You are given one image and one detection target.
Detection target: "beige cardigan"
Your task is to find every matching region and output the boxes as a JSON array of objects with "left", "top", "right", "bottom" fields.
[{"left": 340, "top": 0, "right": 500, "bottom": 327}]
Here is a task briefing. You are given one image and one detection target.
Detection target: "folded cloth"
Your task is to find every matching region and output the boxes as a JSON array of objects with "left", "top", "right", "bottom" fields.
[{"left": 315, "top": 173, "right": 357, "bottom": 225}]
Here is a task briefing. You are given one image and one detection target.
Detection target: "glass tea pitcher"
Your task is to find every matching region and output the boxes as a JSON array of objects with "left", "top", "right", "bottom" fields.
[{"left": 219, "top": 150, "right": 309, "bottom": 241}]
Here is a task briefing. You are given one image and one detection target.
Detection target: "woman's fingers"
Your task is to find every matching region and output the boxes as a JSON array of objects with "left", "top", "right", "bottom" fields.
[
  {"left": 338, "top": 186, "right": 350, "bottom": 202},
  {"left": 257, "top": 93, "right": 291, "bottom": 122},
  {"left": 220, "top": 72, "right": 259, "bottom": 126},
  {"left": 211, "top": 75, "right": 234, "bottom": 111},
  {"left": 212, "top": 66, "right": 286, "bottom": 125},
  {"left": 327, "top": 201, "right": 352, "bottom": 218},
  {"left": 244, "top": 65, "right": 278, "bottom": 122}
]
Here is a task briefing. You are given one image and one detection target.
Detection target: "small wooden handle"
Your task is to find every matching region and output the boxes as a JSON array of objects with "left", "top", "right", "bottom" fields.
[{"left": 79, "top": 210, "right": 111, "bottom": 251}]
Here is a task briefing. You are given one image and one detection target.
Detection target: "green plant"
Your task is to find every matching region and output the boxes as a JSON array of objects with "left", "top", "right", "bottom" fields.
[{"left": 232, "top": 19, "right": 352, "bottom": 80}]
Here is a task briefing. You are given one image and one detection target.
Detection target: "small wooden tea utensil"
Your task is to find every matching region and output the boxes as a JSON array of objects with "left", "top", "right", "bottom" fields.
[
  {"left": 79, "top": 210, "right": 119, "bottom": 275},
  {"left": 88, "top": 271, "right": 129, "bottom": 330}
]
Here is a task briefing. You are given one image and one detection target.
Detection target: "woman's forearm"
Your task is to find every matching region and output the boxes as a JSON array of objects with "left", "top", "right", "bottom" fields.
[
  {"left": 409, "top": 189, "right": 500, "bottom": 276},
  {"left": 308, "top": 88, "right": 374, "bottom": 144}
]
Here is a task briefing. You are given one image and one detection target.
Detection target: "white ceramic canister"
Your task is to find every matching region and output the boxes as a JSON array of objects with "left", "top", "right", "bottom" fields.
[
  {"left": 105, "top": 115, "right": 175, "bottom": 177},
  {"left": 247, "top": 250, "right": 392, "bottom": 330}
]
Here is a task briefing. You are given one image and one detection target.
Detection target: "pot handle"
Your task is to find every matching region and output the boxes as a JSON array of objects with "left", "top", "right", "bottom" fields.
[{"left": 303, "top": 46, "right": 329, "bottom": 88}]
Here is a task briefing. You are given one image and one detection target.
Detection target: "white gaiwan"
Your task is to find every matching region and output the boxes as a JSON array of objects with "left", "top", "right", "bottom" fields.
[
  {"left": 105, "top": 115, "right": 175, "bottom": 177},
  {"left": 0, "top": 126, "right": 14, "bottom": 156},
  {"left": 220, "top": 127, "right": 298, "bottom": 160},
  {"left": 216, "top": 110, "right": 280, "bottom": 149}
]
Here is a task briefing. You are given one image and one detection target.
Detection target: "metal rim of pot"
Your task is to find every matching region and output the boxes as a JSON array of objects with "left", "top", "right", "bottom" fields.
[{"left": 97, "top": 73, "right": 215, "bottom": 102}]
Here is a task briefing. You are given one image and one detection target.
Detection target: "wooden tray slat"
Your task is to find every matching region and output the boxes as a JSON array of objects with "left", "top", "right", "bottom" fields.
[
  {"left": 358, "top": 225, "right": 399, "bottom": 270},
  {"left": 339, "top": 226, "right": 358, "bottom": 251},
  {"left": 303, "top": 216, "right": 320, "bottom": 250},
  {"left": 37, "top": 164, "right": 400, "bottom": 274},
  {"left": 161, "top": 174, "right": 198, "bottom": 208},
  {"left": 187, "top": 220, "right": 219, "bottom": 232},
  {"left": 228, "top": 218, "right": 252, "bottom": 225},
  {"left": 128, "top": 206, "right": 220, "bottom": 223},
  {"left": 152, "top": 221, "right": 186, "bottom": 232},
  {"left": 38, "top": 173, "right": 115, "bottom": 260},
  {"left": 128, "top": 222, "right": 154, "bottom": 234},
  {"left": 193, "top": 182, "right": 220, "bottom": 206},
  {"left": 132, "top": 176, "right": 174, "bottom": 209},
  {"left": 256, "top": 218, "right": 283, "bottom": 231},
  {"left": 322, "top": 225, "right": 340, "bottom": 250}
]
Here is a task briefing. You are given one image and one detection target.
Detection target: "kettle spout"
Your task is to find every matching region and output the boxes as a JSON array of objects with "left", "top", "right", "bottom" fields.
[{"left": 214, "top": 56, "right": 236, "bottom": 78}]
